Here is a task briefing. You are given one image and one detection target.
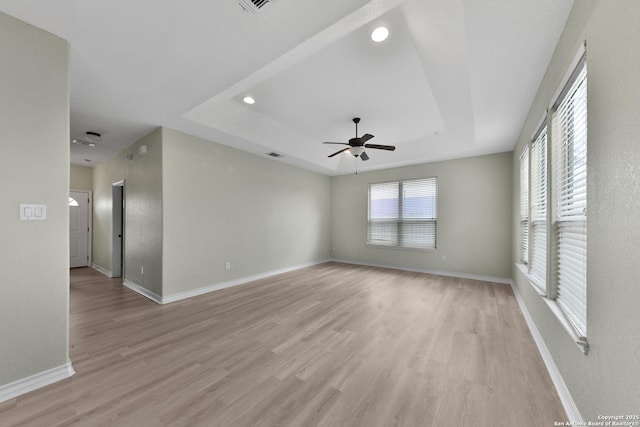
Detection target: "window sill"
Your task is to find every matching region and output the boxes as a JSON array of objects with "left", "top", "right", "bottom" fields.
[
  {"left": 366, "top": 244, "right": 438, "bottom": 253},
  {"left": 542, "top": 297, "right": 589, "bottom": 354},
  {"left": 515, "top": 263, "right": 546, "bottom": 297},
  {"left": 514, "top": 262, "right": 589, "bottom": 355}
]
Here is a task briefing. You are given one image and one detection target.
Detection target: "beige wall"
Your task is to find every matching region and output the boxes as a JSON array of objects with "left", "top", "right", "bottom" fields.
[
  {"left": 511, "top": 0, "right": 640, "bottom": 418},
  {"left": 0, "top": 12, "right": 70, "bottom": 385},
  {"left": 331, "top": 152, "right": 513, "bottom": 279},
  {"left": 70, "top": 165, "right": 93, "bottom": 191},
  {"left": 92, "top": 129, "right": 163, "bottom": 295},
  {"left": 161, "top": 128, "right": 332, "bottom": 296}
]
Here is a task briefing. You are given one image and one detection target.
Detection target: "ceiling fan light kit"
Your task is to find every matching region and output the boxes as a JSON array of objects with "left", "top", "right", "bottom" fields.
[
  {"left": 71, "top": 131, "right": 102, "bottom": 147},
  {"left": 85, "top": 131, "right": 102, "bottom": 142},
  {"left": 349, "top": 146, "right": 364, "bottom": 156},
  {"left": 323, "top": 117, "right": 396, "bottom": 163}
]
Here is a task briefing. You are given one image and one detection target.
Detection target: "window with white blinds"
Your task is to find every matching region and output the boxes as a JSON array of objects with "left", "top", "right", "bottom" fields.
[
  {"left": 368, "top": 177, "right": 437, "bottom": 249},
  {"left": 529, "top": 126, "right": 547, "bottom": 292},
  {"left": 551, "top": 54, "right": 587, "bottom": 338},
  {"left": 520, "top": 148, "right": 529, "bottom": 264}
]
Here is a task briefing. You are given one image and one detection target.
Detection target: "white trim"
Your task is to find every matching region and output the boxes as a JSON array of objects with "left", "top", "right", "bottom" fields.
[
  {"left": 111, "top": 180, "right": 125, "bottom": 279},
  {"left": 92, "top": 264, "right": 112, "bottom": 278},
  {"left": 530, "top": 112, "right": 548, "bottom": 142},
  {"left": 515, "top": 262, "right": 546, "bottom": 297},
  {"left": 0, "top": 362, "right": 75, "bottom": 404},
  {"left": 509, "top": 280, "right": 583, "bottom": 423},
  {"left": 161, "top": 259, "right": 331, "bottom": 304},
  {"left": 330, "top": 258, "right": 512, "bottom": 285},
  {"left": 543, "top": 298, "right": 588, "bottom": 352},
  {"left": 515, "top": 263, "right": 587, "bottom": 352},
  {"left": 70, "top": 189, "right": 93, "bottom": 267},
  {"left": 550, "top": 42, "right": 587, "bottom": 110},
  {"left": 365, "top": 244, "right": 438, "bottom": 253},
  {"left": 123, "top": 280, "right": 162, "bottom": 304}
]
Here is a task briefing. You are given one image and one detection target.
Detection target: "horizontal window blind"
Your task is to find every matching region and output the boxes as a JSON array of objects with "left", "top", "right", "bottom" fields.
[
  {"left": 529, "top": 126, "right": 547, "bottom": 292},
  {"left": 520, "top": 147, "right": 529, "bottom": 264},
  {"left": 368, "top": 177, "right": 437, "bottom": 249},
  {"left": 552, "top": 56, "right": 588, "bottom": 337},
  {"left": 368, "top": 181, "right": 399, "bottom": 246}
]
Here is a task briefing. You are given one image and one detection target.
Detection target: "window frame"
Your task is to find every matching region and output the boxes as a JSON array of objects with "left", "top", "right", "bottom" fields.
[
  {"left": 528, "top": 123, "right": 548, "bottom": 294},
  {"left": 367, "top": 177, "right": 438, "bottom": 251},
  {"left": 519, "top": 147, "right": 529, "bottom": 265},
  {"left": 550, "top": 51, "right": 588, "bottom": 339},
  {"left": 517, "top": 44, "right": 589, "bottom": 353}
]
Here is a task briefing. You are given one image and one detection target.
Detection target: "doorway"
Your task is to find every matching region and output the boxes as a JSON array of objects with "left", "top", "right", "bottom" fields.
[
  {"left": 112, "top": 181, "right": 125, "bottom": 278},
  {"left": 69, "top": 190, "right": 92, "bottom": 268}
]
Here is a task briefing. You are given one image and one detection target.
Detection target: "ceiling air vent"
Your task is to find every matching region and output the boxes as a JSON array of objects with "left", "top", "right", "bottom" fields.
[
  {"left": 238, "top": 0, "right": 271, "bottom": 14},
  {"left": 266, "top": 152, "right": 283, "bottom": 158}
]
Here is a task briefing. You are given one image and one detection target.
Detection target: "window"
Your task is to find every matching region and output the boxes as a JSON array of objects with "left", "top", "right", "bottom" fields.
[
  {"left": 519, "top": 47, "right": 588, "bottom": 343},
  {"left": 529, "top": 125, "right": 548, "bottom": 292},
  {"left": 368, "top": 177, "right": 437, "bottom": 250},
  {"left": 520, "top": 148, "right": 529, "bottom": 264},
  {"left": 551, "top": 53, "right": 587, "bottom": 338}
]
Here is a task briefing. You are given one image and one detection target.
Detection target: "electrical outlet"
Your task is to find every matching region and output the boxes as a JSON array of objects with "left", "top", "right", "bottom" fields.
[
  {"left": 442, "top": 255, "right": 446, "bottom": 262},
  {"left": 141, "top": 266, "right": 144, "bottom": 274},
  {"left": 225, "top": 261, "right": 231, "bottom": 270}
]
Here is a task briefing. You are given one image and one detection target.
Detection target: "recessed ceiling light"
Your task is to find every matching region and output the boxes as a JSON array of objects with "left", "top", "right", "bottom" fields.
[
  {"left": 371, "top": 26, "right": 389, "bottom": 43},
  {"left": 243, "top": 96, "right": 256, "bottom": 105}
]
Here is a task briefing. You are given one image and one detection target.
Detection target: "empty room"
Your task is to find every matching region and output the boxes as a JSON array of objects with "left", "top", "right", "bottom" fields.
[{"left": 1, "top": 0, "right": 639, "bottom": 426}]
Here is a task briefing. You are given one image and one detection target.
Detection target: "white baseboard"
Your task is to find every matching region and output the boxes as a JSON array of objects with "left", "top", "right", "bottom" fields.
[
  {"left": 0, "top": 362, "right": 75, "bottom": 404},
  {"left": 330, "top": 258, "right": 512, "bottom": 285},
  {"left": 161, "top": 259, "right": 331, "bottom": 304},
  {"left": 509, "top": 280, "right": 583, "bottom": 423},
  {"left": 123, "top": 280, "right": 163, "bottom": 304},
  {"left": 92, "top": 264, "right": 112, "bottom": 278}
]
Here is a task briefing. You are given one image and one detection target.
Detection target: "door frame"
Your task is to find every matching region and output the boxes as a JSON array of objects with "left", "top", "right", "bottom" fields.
[
  {"left": 112, "top": 180, "right": 125, "bottom": 278},
  {"left": 70, "top": 189, "right": 92, "bottom": 267}
]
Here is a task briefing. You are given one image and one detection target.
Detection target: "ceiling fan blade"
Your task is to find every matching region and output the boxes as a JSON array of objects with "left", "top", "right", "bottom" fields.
[
  {"left": 364, "top": 143, "right": 396, "bottom": 151},
  {"left": 360, "top": 151, "right": 370, "bottom": 161},
  {"left": 323, "top": 142, "right": 349, "bottom": 145},
  {"left": 360, "top": 133, "right": 374, "bottom": 143},
  {"left": 328, "top": 147, "right": 351, "bottom": 158}
]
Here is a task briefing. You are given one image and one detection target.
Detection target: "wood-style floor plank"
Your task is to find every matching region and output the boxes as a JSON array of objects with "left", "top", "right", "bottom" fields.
[{"left": 0, "top": 262, "right": 566, "bottom": 426}]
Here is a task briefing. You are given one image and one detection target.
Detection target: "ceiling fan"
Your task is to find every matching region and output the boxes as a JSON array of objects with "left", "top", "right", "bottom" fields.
[{"left": 323, "top": 117, "right": 396, "bottom": 161}]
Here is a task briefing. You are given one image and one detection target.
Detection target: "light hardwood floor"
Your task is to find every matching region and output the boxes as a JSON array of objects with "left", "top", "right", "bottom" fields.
[{"left": 0, "top": 262, "right": 566, "bottom": 426}]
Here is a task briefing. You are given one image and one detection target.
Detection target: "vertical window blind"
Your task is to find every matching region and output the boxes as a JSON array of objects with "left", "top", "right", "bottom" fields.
[
  {"left": 552, "top": 56, "right": 588, "bottom": 337},
  {"left": 520, "top": 148, "right": 529, "bottom": 264},
  {"left": 368, "top": 177, "right": 437, "bottom": 249},
  {"left": 529, "top": 126, "right": 548, "bottom": 292}
]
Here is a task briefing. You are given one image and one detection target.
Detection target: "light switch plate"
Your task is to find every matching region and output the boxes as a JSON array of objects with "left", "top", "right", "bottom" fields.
[{"left": 20, "top": 204, "right": 47, "bottom": 221}]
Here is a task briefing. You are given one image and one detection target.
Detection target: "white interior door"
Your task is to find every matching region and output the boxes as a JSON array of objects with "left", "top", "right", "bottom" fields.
[{"left": 70, "top": 190, "right": 90, "bottom": 268}]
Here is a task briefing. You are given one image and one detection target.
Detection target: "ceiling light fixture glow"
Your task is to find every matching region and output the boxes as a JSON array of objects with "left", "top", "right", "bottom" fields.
[
  {"left": 371, "top": 26, "right": 389, "bottom": 42},
  {"left": 350, "top": 147, "right": 364, "bottom": 156},
  {"left": 243, "top": 96, "right": 256, "bottom": 105}
]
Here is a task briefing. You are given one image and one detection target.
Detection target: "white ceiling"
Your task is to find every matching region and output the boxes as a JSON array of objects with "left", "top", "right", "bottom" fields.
[{"left": 0, "top": 0, "right": 574, "bottom": 175}]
